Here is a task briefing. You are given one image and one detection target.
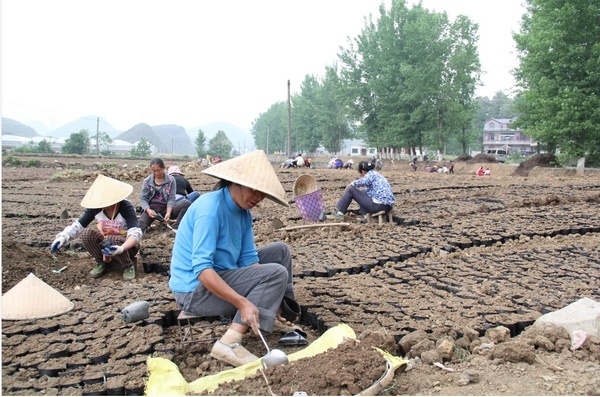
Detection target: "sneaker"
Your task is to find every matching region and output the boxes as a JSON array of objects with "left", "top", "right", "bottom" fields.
[
  {"left": 123, "top": 265, "right": 135, "bottom": 281},
  {"left": 210, "top": 340, "right": 259, "bottom": 367},
  {"left": 331, "top": 210, "right": 345, "bottom": 220},
  {"left": 90, "top": 263, "right": 106, "bottom": 278}
]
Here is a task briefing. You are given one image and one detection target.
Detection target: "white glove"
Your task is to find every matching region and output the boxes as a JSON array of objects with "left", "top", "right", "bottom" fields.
[
  {"left": 50, "top": 236, "right": 67, "bottom": 253},
  {"left": 104, "top": 245, "right": 124, "bottom": 256}
]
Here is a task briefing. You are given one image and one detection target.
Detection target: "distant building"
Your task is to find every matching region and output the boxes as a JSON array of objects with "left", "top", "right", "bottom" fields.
[
  {"left": 483, "top": 118, "right": 536, "bottom": 155},
  {"left": 341, "top": 139, "right": 378, "bottom": 157}
]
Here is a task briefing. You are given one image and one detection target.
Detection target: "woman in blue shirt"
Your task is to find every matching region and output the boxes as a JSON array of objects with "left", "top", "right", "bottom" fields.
[
  {"left": 169, "top": 150, "right": 300, "bottom": 367},
  {"left": 333, "top": 160, "right": 395, "bottom": 217}
]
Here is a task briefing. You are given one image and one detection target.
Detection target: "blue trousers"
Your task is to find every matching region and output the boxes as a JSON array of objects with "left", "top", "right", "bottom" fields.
[{"left": 336, "top": 185, "right": 392, "bottom": 214}]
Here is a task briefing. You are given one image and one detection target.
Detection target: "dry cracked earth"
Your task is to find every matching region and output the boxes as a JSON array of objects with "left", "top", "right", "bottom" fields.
[{"left": 1, "top": 154, "right": 600, "bottom": 396}]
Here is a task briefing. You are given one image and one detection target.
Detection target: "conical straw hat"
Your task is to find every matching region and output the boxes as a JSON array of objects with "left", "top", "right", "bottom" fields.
[
  {"left": 202, "top": 150, "right": 289, "bottom": 207},
  {"left": 1, "top": 273, "right": 74, "bottom": 320},
  {"left": 80, "top": 174, "right": 134, "bottom": 209}
]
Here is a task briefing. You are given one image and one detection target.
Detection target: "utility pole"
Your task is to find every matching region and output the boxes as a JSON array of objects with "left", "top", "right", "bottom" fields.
[
  {"left": 96, "top": 117, "right": 100, "bottom": 155},
  {"left": 266, "top": 122, "right": 270, "bottom": 156},
  {"left": 287, "top": 79, "right": 291, "bottom": 157}
]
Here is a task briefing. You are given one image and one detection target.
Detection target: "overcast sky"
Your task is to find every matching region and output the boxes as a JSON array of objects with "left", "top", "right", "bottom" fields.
[{"left": 2, "top": 0, "right": 526, "bottom": 132}]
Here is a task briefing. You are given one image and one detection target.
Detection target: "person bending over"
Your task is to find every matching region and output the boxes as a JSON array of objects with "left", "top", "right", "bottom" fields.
[
  {"left": 139, "top": 158, "right": 189, "bottom": 232},
  {"left": 50, "top": 174, "right": 142, "bottom": 280},
  {"left": 169, "top": 150, "right": 301, "bottom": 367},
  {"left": 333, "top": 160, "right": 395, "bottom": 218}
]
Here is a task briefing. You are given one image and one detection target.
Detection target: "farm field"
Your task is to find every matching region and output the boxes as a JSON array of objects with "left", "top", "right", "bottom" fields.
[{"left": 1, "top": 154, "right": 599, "bottom": 395}]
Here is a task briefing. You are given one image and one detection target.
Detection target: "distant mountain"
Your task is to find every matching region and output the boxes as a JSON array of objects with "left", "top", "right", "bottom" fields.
[
  {"left": 1, "top": 117, "right": 39, "bottom": 137},
  {"left": 3, "top": 115, "right": 254, "bottom": 156},
  {"left": 49, "top": 116, "right": 120, "bottom": 139},
  {"left": 116, "top": 123, "right": 162, "bottom": 149},
  {"left": 186, "top": 122, "right": 255, "bottom": 152},
  {"left": 151, "top": 124, "right": 196, "bottom": 156},
  {"left": 115, "top": 123, "right": 196, "bottom": 156}
]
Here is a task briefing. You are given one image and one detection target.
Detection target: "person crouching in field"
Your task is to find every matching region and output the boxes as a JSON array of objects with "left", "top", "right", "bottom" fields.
[{"left": 49, "top": 175, "right": 142, "bottom": 281}]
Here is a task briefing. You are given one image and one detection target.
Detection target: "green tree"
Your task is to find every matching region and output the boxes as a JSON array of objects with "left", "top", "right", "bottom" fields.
[
  {"left": 62, "top": 129, "right": 91, "bottom": 155},
  {"left": 37, "top": 139, "right": 54, "bottom": 154},
  {"left": 251, "top": 102, "right": 288, "bottom": 155},
  {"left": 291, "top": 75, "right": 322, "bottom": 153},
  {"left": 513, "top": 0, "right": 600, "bottom": 164},
  {"left": 208, "top": 130, "right": 233, "bottom": 159},
  {"left": 195, "top": 129, "right": 207, "bottom": 159},
  {"left": 130, "top": 138, "right": 152, "bottom": 157},
  {"left": 316, "top": 65, "right": 354, "bottom": 153},
  {"left": 13, "top": 139, "right": 55, "bottom": 154},
  {"left": 337, "top": 1, "right": 481, "bottom": 156},
  {"left": 94, "top": 132, "right": 113, "bottom": 155}
]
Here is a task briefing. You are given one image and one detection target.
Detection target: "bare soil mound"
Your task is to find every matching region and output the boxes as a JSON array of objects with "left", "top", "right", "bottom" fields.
[{"left": 513, "top": 153, "right": 560, "bottom": 176}]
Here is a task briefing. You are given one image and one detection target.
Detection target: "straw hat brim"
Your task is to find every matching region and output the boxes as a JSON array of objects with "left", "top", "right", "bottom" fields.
[
  {"left": 80, "top": 174, "right": 134, "bottom": 209},
  {"left": 1, "top": 273, "right": 74, "bottom": 320},
  {"left": 202, "top": 150, "right": 289, "bottom": 207},
  {"left": 293, "top": 174, "right": 318, "bottom": 197}
]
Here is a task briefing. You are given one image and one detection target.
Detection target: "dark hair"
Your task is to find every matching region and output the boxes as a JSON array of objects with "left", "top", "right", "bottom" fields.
[
  {"left": 150, "top": 158, "right": 165, "bottom": 169},
  {"left": 212, "top": 180, "right": 232, "bottom": 191},
  {"left": 358, "top": 161, "right": 374, "bottom": 173}
]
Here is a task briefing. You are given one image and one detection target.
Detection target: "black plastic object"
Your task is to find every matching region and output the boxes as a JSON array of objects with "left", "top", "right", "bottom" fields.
[
  {"left": 100, "top": 238, "right": 116, "bottom": 255},
  {"left": 278, "top": 330, "right": 308, "bottom": 346}
]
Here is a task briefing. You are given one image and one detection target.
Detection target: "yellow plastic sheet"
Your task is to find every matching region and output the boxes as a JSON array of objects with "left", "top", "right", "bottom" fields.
[{"left": 145, "top": 324, "right": 407, "bottom": 396}]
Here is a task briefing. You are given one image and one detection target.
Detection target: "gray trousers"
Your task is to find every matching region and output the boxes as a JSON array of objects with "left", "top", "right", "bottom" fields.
[
  {"left": 173, "top": 241, "right": 294, "bottom": 333},
  {"left": 336, "top": 185, "right": 392, "bottom": 215}
]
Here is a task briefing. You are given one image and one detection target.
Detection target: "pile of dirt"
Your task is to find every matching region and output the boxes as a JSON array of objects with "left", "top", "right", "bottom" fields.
[
  {"left": 466, "top": 153, "right": 497, "bottom": 164},
  {"left": 454, "top": 154, "right": 473, "bottom": 162},
  {"left": 199, "top": 338, "right": 389, "bottom": 396},
  {"left": 512, "top": 153, "right": 559, "bottom": 176}
]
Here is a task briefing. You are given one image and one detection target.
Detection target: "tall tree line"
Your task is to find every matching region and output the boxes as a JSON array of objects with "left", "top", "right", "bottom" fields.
[
  {"left": 251, "top": 0, "right": 482, "bottom": 157},
  {"left": 513, "top": 0, "right": 600, "bottom": 165}
]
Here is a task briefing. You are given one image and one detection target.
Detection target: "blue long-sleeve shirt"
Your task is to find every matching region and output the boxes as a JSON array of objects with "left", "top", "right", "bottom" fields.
[
  {"left": 351, "top": 170, "right": 395, "bottom": 206},
  {"left": 169, "top": 187, "right": 259, "bottom": 293}
]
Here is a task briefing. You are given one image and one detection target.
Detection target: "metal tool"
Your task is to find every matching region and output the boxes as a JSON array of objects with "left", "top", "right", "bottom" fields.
[
  {"left": 256, "top": 327, "right": 288, "bottom": 368},
  {"left": 52, "top": 266, "right": 68, "bottom": 274},
  {"left": 154, "top": 213, "right": 177, "bottom": 233}
]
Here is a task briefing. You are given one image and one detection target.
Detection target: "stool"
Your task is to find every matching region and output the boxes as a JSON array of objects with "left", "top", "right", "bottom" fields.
[
  {"left": 366, "top": 210, "right": 394, "bottom": 224},
  {"left": 176, "top": 311, "right": 218, "bottom": 350}
]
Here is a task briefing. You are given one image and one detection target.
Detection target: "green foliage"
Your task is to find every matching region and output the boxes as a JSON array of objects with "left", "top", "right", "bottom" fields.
[
  {"left": 316, "top": 66, "right": 355, "bottom": 153},
  {"left": 291, "top": 75, "right": 322, "bottom": 153},
  {"left": 13, "top": 143, "right": 38, "bottom": 154},
  {"left": 62, "top": 129, "right": 91, "bottom": 155},
  {"left": 92, "top": 132, "right": 113, "bottom": 155},
  {"left": 37, "top": 139, "right": 54, "bottom": 153},
  {"left": 3, "top": 156, "right": 22, "bottom": 166},
  {"left": 12, "top": 139, "right": 54, "bottom": 154},
  {"left": 514, "top": 0, "right": 600, "bottom": 166},
  {"left": 208, "top": 130, "right": 233, "bottom": 159},
  {"left": 130, "top": 138, "right": 152, "bottom": 157},
  {"left": 25, "top": 159, "right": 42, "bottom": 167},
  {"left": 251, "top": 102, "right": 289, "bottom": 155},
  {"left": 336, "top": 1, "right": 481, "bottom": 154},
  {"left": 195, "top": 129, "right": 207, "bottom": 159}
]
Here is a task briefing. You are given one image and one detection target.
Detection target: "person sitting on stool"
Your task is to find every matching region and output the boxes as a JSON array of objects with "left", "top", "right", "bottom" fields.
[{"left": 332, "top": 160, "right": 395, "bottom": 218}]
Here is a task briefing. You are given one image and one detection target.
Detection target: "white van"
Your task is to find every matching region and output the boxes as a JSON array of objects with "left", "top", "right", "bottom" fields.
[{"left": 485, "top": 149, "right": 507, "bottom": 163}]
